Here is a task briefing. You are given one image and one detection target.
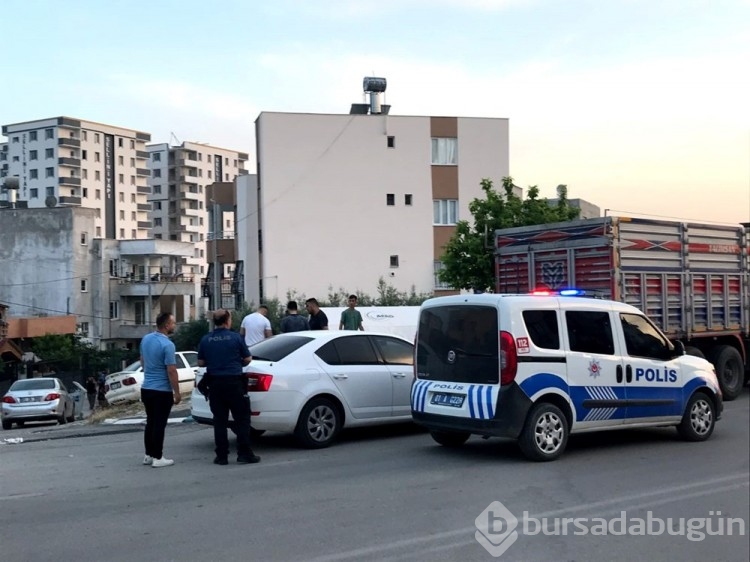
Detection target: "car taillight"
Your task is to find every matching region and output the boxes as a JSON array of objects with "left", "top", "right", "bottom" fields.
[
  {"left": 2, "top": 395, "right": 17, "bottom": 404},
  {"left": 122, "top": 377, "right": 137, "bottom": 386},
  {"left": 44, "top": 393, "right": 61, "bottom": 401},
  {"left": 246, "top": 373, "right": 273, "bottom": 392},
  {"left": 500, "top": 331, "right": 518, "bottom": 385}
]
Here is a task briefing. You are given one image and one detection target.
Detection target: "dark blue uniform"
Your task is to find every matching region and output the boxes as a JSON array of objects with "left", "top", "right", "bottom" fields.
[{"left": 198, "top": 328, "right": 254, "bottom": 461}]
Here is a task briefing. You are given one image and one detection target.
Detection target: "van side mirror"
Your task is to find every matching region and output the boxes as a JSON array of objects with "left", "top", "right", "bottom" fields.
[{"left": 673, "top": 340, "right": 685, "bottom": 357}]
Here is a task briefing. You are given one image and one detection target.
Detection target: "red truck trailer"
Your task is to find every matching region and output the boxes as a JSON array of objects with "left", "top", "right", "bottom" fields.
[{"left": 495, "top": 216, "right": 750, "bottom": 400}]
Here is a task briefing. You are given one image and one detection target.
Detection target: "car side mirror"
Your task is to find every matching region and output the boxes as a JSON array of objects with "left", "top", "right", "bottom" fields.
[{"left": 673, "top": 340, "right": 685, "bottom": 357}]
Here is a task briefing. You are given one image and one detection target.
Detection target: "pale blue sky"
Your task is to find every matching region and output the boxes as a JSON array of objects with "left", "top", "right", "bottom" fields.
[{"left": 2, "top": 0, "right": 749, "bottom": 223}]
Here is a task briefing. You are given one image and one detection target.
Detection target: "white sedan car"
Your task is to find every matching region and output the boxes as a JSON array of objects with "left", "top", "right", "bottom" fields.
[
  {"left": 105, "top": 351, "right": 204, "bottom": 404},
  {"left": 191, "top": 331, "right": 415, "bottom": 448}
]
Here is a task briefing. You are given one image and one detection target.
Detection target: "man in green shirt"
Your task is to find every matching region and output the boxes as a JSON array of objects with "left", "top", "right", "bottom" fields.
[{"left": 339, "top": 294, "right": 364, "bottom": 331}]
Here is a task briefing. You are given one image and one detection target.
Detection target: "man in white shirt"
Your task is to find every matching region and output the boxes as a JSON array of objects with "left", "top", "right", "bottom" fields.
[{"left": 240, "top": 305, "right": 273, "bottom": 348}]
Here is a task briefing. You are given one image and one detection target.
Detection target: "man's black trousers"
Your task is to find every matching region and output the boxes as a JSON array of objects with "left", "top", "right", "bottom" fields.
[{"left": 208, "top": 376, "right": 252, "bottom": 458}]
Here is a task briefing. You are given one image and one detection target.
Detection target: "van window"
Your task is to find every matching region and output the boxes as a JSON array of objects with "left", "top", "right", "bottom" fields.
[
  {"left": 565, "top": 311, "right": 614, "bottom": 355},
  {"left": 620, "top": 313, "right": 672, "bottom": 360},
  {"left": 416, "top": 305, "right": 499, "bottom": 383},
  {"left": 522, "top": 310, "right": 559, "bottom": 349}
]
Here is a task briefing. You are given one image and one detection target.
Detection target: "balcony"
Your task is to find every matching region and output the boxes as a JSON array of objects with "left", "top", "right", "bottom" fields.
[
  {"left": 136, "top": 186, "right": 151, "bottom": 194},
  {"left": 59, "top": 196, "right": 82, "bottom": 206},
  {"left": 136, "top": 168, "right": 150, "bottom": 177},
  {"left": 58, "top": 176, "right": 81, "bottom": 186},
  {"left": 57, "top": 117, "right": 82, "bottom": 129},
  {"left": 116, "top": 275, "right": 196, "bottom": 297},
  {"left": 137, "top": 220, "right": 152, "bottom": 229},
  {"left": 58, "top": 157, "right": 81, "bottom": 167},
  {"left": 115, "top": 323, "right": 153, "bottom": 340},
  {"left": 136, "top": 150, "right": 149, "bottom": 159},
  {"left": 137, "top": 203, "right": 151, "bottom": 211},
  {"left": 58, "top": 138, "right": 81, "bottom": 148}
]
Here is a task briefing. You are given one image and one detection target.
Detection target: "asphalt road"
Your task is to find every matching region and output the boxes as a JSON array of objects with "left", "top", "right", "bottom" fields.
[{"left": 1, "top": 391, "right": 748, "bottom": 562}]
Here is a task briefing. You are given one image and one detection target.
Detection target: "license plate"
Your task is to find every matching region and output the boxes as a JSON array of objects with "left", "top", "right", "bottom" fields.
[
  {"left": 110, "top": 382, "right": 121, "bottom": 390},
  {"left": 431, "top": 393, "right": 464, "bottom": 407},
  {"left": 20, "top": 397, "right": 36, "bottom": 403}
]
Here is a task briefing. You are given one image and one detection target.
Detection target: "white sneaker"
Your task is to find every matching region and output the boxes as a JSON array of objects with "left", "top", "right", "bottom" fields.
[
  {"left": 143, "top": 455, "right": 153, "bottom": 465},
  {"left": 151, "top": 457, "right": 174, "bottom": 468}
]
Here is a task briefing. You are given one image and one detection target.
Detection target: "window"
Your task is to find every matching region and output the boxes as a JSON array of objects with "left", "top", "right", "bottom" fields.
[
  {"left": 96, "top": 226, "right": 101, "bottom": 237},
  {"left": 94, "top": 133, "right": 100, "bottom": 144},
  {"left": 154, "top": 201, "right": 162, "bottom": 210},
  {"left": 154, "top": 218, "right": 162, "bottom": 226},
  {"left": 119, "top": 210, "right": 125, "bottom": 220},
  {"left": 152, "top": 152, "right": 161, "bottom": 161},
  {"left": 109, "top": 301, "right": 119, "bottom": 319},
  {"left": 130, "top": 158, "right": 135, "bottom": 167},
  {"left": 30, "top": 188, "right": 38, "bottom": 198},
  {"left": 95, "top": 171, "right": 101, "bottom": 181},
  {"left": 82, "top": 131, "right": 87, "bottom": 141},
  {"left": 81, "top": 149, "right": 87, "bottom": 160},
  {"left": 405, "top": 194, "right": 413, "bottom": 206},
  {"left": 120, "top": 228, "right": 125, "bottom": 238},
  {"left": 12, "top": 156, "right": 19, "bottom": 161},
  {"left": 95, "top": 152, "right": 100, "bottom": 162},
  {"left": 82, "top": 187, "right": 88, "bottom": 197},
  {"left": 30, "top": 150, "right": 38, "bottom": 160},
  {"left": 131, "top": 211, "right": 136, "bottom": 221},
  {"left": 130, "top": 140, "right": 135, "bottom": 149},
  {"left": 207, "top": 170, "right": 212, "bottom": 179},
  {"left": 45, "top": 167, "right": 54, "bottom": 178},
  {"left": 46, "top": 186, "right": 54, "bottom": 197},
  {"left": 79, "top": 322, "right": 89, "bottom": 337},
  {"left": 433, "top": 199, "right": 458, "bottom": 225},
  {"left": 29, "top": 131, "right": 38, "bottom": 141},
  {"left": 80, "top": 279, "right": 88, "bottom": 292},
  {"left": 45, "top": 148, "right": 54, "bottom": 158},
  {"left": 131, "top": 193, "right": 136, "bottom": 203},
  {"left": 390, "top": 255, "right": 399, "bottom": 268},
  {"left": 433, "top": 260, "right": 451, "bottom": 290},
  {"left": 431, "top": 137, "right": 457, "bottom": 165},
  {"left": 224, "top": 157, "right": 229, "bottom": 165},
  {"left": 153, "top": 169, "right": 161, "bottom": 178},
  {"left": 30, "top": 169, "right": 38, "bottom": 179},
  {"left": 119, "top": 193, "right": 125, "bottom": 202},
  {"left": 45, "top": 129, "right": 54, "bottom": 140},
  {"left": 620, "top": 313, "right": 672, "bottom": 360},
  {"left": 130, "top": 176, "right": 135, "bottom": 185},
  {"left": 386, "top": 193, "right": 395, "bottom": 206},
  {"left": 118, "top": 174, "right": 124, "bottom": 184},
  {"left": 372, "top": 335, "right": 413, "bottom": 365},
  {"left": 11, "top": 136, "right": 19, "bottom": 143},
  {"left": 153, "top": 185, "right": 161, "bottom": 194},
  {"left": 82, "top": 169, "right": 88, "bottom": 179},
  {"left": 118, "top": 138, "right": 123, "bottom": 148},
  {"left": 387, "top": 136, "right": 395, "bottom": 148},
  {"left": 95, "top": 208, "right": 100, "bottom": 217},
  {"left": 118, "top": 155, "right": 124, "bottom": 166},
  {"left": 131, "top": 229, "right": 136, "bottom": 238},
  {"left": 522, "top": 310, "right": 560, "bottom": 350},
  {"left": 565, "top": 311, "right": 614, "bottom": 355},
  {"left": 95, "top": 189, "right": 101, "bottom": 199},
  {"left": 80, "top": 232, "right": 88, "bottom": 245}
]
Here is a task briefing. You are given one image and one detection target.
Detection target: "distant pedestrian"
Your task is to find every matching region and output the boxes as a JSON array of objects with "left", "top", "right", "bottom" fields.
[
  {"left": 85, "top": 376, "right": 97, "bottom": 411},
  {"left": 280, "top": 301, "right": 309, "bottom": 333},
  {"left": 198, "top": 309, "right": 260, "bottom": 466},
  {"left": 305, "top": 298, "right": 328, "bottom": 330},
  {"left": 140, "top": 312, "right": 181, "bottom": 468},
  {"left": 240, "top": 305, "right": 273, "bottom": 348},
  {"left": 339, "top": 294, "right": 364, "bottom": 331}
]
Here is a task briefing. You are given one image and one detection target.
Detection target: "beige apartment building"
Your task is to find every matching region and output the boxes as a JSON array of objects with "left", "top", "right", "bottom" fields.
[{"left": 1, "top": 116, "right": 151, "bottom": 239}]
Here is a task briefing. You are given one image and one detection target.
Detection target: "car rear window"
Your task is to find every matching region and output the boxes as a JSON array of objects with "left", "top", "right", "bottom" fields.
[
  {"left": 10, "top": 379, "right": 56, "bottom": 391},
  {"left": 249, "top": 335, "right": 313, "bottom": 362},
  {"left": 416, "top": 305, "right": 499, "bottom": 384}
]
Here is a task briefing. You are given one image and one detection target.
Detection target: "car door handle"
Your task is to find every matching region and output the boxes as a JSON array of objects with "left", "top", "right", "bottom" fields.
[
  {"left": 392, "top": 373, "right": 408, "bottom": 379},
  {"left": 626, "top": 365, "right": 633, "bottom": 383},
  {"left": 616, "top": 365, "right": 623, "bottom": 383},
  {"left": 332, "top": 374, "right": 348, "bottom": 380}
]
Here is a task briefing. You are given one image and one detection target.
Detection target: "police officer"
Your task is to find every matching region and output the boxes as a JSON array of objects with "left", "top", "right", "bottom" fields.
[{"left": 197, "top": 309, "right": 260, "bottom": 465}]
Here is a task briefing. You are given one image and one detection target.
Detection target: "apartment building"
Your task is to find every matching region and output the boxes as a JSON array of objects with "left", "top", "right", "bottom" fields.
[
  {"left": 147, "top": 141, "right": 248, "bottom": 281},
  {"left": 240, "top": 102, "right": 512, "bottom": 305},
  {"left": 0, "top": 116, "right": 152, "bottom": 239}
]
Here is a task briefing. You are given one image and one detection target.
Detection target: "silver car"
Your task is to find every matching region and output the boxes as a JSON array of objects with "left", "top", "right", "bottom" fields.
[{"left": 1, "top": 378, "right": 76, "bottom": 430}]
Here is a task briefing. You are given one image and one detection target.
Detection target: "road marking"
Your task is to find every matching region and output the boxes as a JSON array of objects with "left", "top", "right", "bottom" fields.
[{"left": 0, "top": 492, "right": 46, "bottom": 501}]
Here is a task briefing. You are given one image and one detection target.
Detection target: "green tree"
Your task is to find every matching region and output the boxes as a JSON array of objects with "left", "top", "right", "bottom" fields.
[
  {"left": 439, "top": 177, "right": 580, "bottom": 292},
  {"left": 172, "top": 317, "right": 210, "bottom": 352}
]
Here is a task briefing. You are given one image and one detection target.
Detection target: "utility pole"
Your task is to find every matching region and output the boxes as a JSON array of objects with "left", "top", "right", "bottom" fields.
[{"left": 211, "top": 199, "right": 221, "bottom": 311}]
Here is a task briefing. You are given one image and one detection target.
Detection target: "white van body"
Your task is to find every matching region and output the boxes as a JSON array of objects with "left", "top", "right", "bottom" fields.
[
  {"left": 320, "top": 306, "right": 420, "bottom": 340},
  {"left": 411, "top": 294, "right": 723, "bottom": 461}
]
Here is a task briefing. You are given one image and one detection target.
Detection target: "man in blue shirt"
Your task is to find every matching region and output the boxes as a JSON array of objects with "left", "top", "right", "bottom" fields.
[
  {"left": 140, "top": 312, "right": 181, "bottom": 468},
  {"left": 198, "top": 309, "right": 259, "bottom": 465}
]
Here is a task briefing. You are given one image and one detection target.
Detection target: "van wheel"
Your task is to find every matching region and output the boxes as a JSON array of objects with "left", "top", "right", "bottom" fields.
[
  {"left": 677, "top": 392, "right": 715, "bottom": 442},
  {"left": 710, "top": 345, "right": 744, "bottom": 401},
  {"left": 294, "top": 398, "right": 341, "bottom": 449},
  {"left": 518, "top": 403, "right": 569, "bottom": 462},
  {"left": 684, "top": 346, "right": 705, "bottom": 359},
  {"left": 430, "top": 431, "right": 470, "bottom": 447},
  {"left": 2, "top": 420, "right": 11, "bottom": 430}
]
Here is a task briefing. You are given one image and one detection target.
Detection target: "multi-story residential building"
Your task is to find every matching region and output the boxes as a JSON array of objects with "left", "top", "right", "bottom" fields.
[
  {"left": 238, "top": 107, "right": 512, "bottom": 305},
  {"left": 0, "top": 116, "right": 151, "bottom": 239},
  {"left": 0, "top": 207, "right": 193, "bottom": 350},
  {"left": 147, "top": 141, "right": 248, "bottom": 314}
]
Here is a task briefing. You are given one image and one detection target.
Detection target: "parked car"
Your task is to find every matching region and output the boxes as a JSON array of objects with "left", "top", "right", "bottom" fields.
[
  {"left": 105, "top": 352, "right": 204, "bottom": 404},
  {"left": 191, "top": 331, "right": 415, "bottom": 448},
  {"left": 2, "top": 377, "right": 76, "bottom": 430},
  {"left": 68, "top": 381, "right": 87, "bottom": 419}
]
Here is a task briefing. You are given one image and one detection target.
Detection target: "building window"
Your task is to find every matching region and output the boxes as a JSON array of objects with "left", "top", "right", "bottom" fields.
[
  {"left": 80, "top": 279, "right": 88, "bottom": 292},
  {"left": 11, "top": 136, "right": 19, "bottom": 143},
  {"left": 387, "top": 136, "right": 395, "bottom": 148},
  {"left": 82, "top": 131, "right": 87, "bottom": 141},
  {"left": 80, "top": 232, "right": 88, "bottom": 245},
  {"left": 30, "top": 169, "right": 38, "bottom": 179},
  {"left": 154, "top": 233, "right": 162, "bottom": 239},
  {"left": 118, "top": 155, "right": 124, "bottom": 166},
  {"left": 207, "top": 170, "right": 212, "bottom": 179},
  {"left": 154, "top": 201, "right": 162, "bottom": 210},
  {"left": 153, "top": 169, "right": 161, "bottom": 178},
  {"left": 45, "top": 129, "right": 53, "bottom": 140},
  {"left": 96, "top": 226, "right": 101, "bottom": 237},
  {"left": 118, "top": 174, "right": 124, "bottom": 184},
  {"left": 433, "top": 199, "right": 458, "bottom": 225},
  {"left": 95, "top": 152, "right": 101, "bottom": 162},
  {"left": 82, "top": 187, "right": 88, "bottom": 197},
  {"left": 386, "top": 193, "right": 395, "bottom": 206},
  {"left": 45, "top": 148, "right": 54, "bottom": 158},
  {"left": 224, "top": 157, "right": 229, "bottom": 165},
  {"left": 130, "top": 176, "right": 135, "bottom": 185},
  {"left": 433, "top": 261, "right": 452, "bottom": 290},
  {"left": 95, "top": 208, "right": 100, "bottom": 218},
  {"left": 94, "top": 133, "right": 100, "bottom": 144},
  {"left": 153, "top": 185, "right": 161, "bottom": 194},
  {"left": 390, "top": 255, "right": 399, "bottom": 268},
  {"left": 154, "top": 218, "right": 162, "bottom": 226},
  {"left": 120, "top": 228, "right": 125, "bottom": 238},
  {"left": 131, "top": 229, "right": 136, "bottom": 239},
  {"left": 45, "top": 167, "right": 54, "bottom": 178},
  {"left": 79, "top": 322, "right": 89, "bottom": 337},
  {"left": 109, "top": 301, "right": 119, "bottom": 319},
  {"left": 130, "top": 158, "right": 135, "bottom": 167},
  {"left": 405, "top": 194, "right": 413, "bottom": 206},
  {"left": 431, "top": 137, "right": 458, "bottom": 165},
  {"left": 130, "top": 140, "right": 135, "bottom": 149},
  {"left": 119, "top": 193, "right": 125, "bottom": 202},
  {"left": 95, "top": 171, "right": 101, "bottom": 181},
  {"left": 30, "top": 188, "right": 38, "bottom": 198},
  {"left": 29, "top": 131, "right": 38, "bottom": 141},
  {"left": 131, "top": 211, "right": 136, "bottom": 221},
  {"left": 152, "top": 152, "right": 161, "bottom": 162},
  {"left": 46, "top": 186, "right": 54, "bottom": 197},
  {"left": 30, "top": 150, "right": 38, "bottom": 160},
  {"left": 118, "top": 138, "right": 123, "bottom": 148},
  {"left": 119, "top": 210, "right": 125, "bottom": 220},
  {"left": 95, "top": 189, "right": 101, "bottom": 199},
  {"left": 82, "top": 169, "right": 88, "bottom": 179},
  {"left": 131, "top": 193, "right": 136, "bottom": 203}
]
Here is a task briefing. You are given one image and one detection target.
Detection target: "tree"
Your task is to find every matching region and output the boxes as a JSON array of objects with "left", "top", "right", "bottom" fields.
[{"left": 439, "top": 177, "right": 580, "bottom": 292}]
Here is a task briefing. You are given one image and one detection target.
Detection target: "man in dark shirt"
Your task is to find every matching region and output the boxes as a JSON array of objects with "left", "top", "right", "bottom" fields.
[
  {"left": 197, "top": 309, "right": 260, "bottom": 465},
  {"left": 280, "top": 301, "right": 309, "bottom": 333},
  {"left": 305, "top": 298, "right": 328, "bottom": 330}
]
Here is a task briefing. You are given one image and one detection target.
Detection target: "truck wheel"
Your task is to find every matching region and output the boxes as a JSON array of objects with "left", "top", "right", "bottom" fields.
[
  {"left": 518, "top": 402, "right": 569, "bottom": 462},
  {"left": 710, "top": 345, "right": 744, "bottom": 401},
  {"left": 677, "top": 392, "right": 715, "bottom": 441},
  {"left": 684, "top": 346, "right": 705, "bottom": 360},
  {"left": 430, "top": 431, "right": 470, "bottom": 447}
]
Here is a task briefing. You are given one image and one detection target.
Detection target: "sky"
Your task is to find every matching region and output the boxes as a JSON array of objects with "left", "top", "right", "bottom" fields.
[{"left": 2, "top": 0, "right": 749, "bottom": 225}]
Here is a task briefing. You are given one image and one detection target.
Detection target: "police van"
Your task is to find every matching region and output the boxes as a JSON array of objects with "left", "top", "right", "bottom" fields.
[{"left": 411, "top": 291, "right": 723, "bottom": 461}]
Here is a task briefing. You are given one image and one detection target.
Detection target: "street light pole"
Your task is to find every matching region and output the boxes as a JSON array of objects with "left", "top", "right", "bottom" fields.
[{"left": 211, "top": 199, "right": 221, "bottom": 311}]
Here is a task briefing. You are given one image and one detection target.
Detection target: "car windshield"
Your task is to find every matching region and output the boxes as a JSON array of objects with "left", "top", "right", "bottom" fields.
[
  {"left": 10, "top": 379, "right": 56, "bottom": 391},
  {"left": 249, "top": 335, "right": 313, "bottom": 362},
  {"left": 122, "top": 360, "right": 141, "bottom": 372}
]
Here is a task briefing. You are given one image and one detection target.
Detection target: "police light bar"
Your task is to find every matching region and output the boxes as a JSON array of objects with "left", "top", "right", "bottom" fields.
[{"left": 530, "top": 288, "right": 586, "bottom": 297}]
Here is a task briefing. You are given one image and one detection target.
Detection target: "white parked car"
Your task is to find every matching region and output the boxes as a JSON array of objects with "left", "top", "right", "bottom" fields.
[
  {"left": 105, "top": 351, "right": 204, "bottom": 404},
  {"left": 2, "top": 377, "right": 76, "bottom": 429},
  {"left": 191, "top": 331, "right": 415, "bottom": 448}
]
